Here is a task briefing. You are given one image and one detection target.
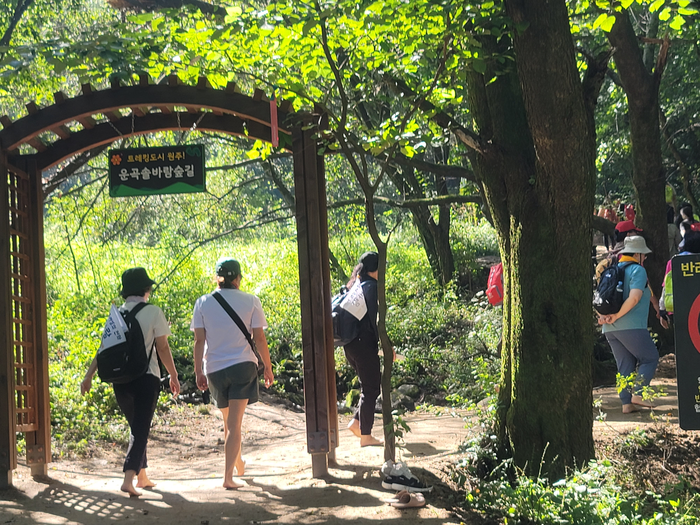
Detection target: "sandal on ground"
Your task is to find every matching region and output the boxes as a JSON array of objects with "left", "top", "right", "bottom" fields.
[
  {"left": 383, "top": 490, "right": 410, "bottom": 504},
  {"left": 390, "top": 492, "right": 426, "bottom": 509}
]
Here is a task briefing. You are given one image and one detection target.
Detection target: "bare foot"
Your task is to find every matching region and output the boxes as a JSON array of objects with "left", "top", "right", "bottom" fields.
[
  {"left": 622, "top": 404, "right": 639, "bottom": 414},
  {"left": 136, "top": 478, "right": 156, "bottom": 488},
  {"left": 120, "top": 483, "right": 142, "bottom": 497},
  {"left": 631, "top": 395, "right": 655, "bottom": 408},
  {"left": 234, "top": 458, "right": 246, "bottom": 476},
  {"left": 223, "top": 479, "right": 245, "bottom": 490},
  {"left": 360, "top": 435, "right": 383, "bottom": 447},
  {"left": 347, "top": 419, "right": 361, "bottom": 437}
]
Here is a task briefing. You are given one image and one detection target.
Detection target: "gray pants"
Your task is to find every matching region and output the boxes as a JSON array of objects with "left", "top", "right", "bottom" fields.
[{"left": 605, "top": 329, "right": 659, "bottom": 405}]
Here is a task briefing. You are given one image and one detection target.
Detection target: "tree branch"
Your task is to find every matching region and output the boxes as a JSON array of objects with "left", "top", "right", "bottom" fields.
[
  {"left": 328, "top": 194, "right": 482, "bottom": 210},
  {"left": 107, "top": 0, "right": 225, "bottom": 16},
  {"left": 384, "top": 74, "right": 484, "bottom": 154},
  {"left": 387, "top": 152, "right": 476, "bottom": 182},
  {"left": 0, "top": 0, "right": 34, "bottom": 48},
  {"left": 43, "top": 145, "right": 110, "bottom": 197}
]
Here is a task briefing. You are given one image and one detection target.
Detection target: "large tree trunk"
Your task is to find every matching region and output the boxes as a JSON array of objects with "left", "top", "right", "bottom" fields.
[
  {"left": 467, "top": 0, "right": 596, "bottom": 479},
  {"left": 607, "top": 11, "right": 669, "bottom": 294}
]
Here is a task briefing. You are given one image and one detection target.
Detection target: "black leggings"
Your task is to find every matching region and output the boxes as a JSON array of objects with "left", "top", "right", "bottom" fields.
[
  {"left": 344, "top": 338, "right": 381, "bottom": 435},
  {"left": 113, "top": 374, "right": 160, "bottom": 473}
]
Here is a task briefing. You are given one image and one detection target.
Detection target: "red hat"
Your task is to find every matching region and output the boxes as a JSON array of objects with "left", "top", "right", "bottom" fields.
[{"left": 615, "top": 220, "right": 642, "bottom": 233}]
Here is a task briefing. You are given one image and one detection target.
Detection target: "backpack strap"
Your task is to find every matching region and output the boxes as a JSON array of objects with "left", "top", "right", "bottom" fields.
[
  {"left": 121, "top": 302, "right": 156, "bottom": 364},
  {"left": 211, "top": 291, "right": 264, "bottom": 365}
]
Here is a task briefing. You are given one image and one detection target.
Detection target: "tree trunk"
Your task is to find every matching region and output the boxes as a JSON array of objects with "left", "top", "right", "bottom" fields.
[
  {"left": 467, "top": 0, "right": 596, "bottom": 479},
  {"left": 607, "top": 11, "right": 669, "bottom": 294},
  {"left": 387, "top": 165, "right": 455, "bottom": 285}
]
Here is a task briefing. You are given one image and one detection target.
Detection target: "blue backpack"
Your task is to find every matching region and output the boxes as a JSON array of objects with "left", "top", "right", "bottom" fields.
[{"left": 593, "top": 261, "right": 637, "bottom": 315}]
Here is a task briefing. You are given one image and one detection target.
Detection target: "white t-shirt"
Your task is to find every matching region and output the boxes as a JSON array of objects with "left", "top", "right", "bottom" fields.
[
  {"left": 122, "top": 297, "right": 171, "bottom": 377},
  {"left": 190, "top": 288, "right": 268, "bottom": 375}
]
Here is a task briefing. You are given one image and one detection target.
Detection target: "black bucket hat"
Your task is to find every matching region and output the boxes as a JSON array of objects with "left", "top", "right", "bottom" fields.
[{"left": 121, "top": 267, "right": 156, "bottom": 297}]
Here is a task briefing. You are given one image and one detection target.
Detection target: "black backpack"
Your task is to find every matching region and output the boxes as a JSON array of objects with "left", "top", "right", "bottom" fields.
[
  {"left": 331, "top": 290, "right": 361, "bottom": 347},
  {"left": 593, "top": 261, "right": 637, "bottom": 315},
  {"left": 97, "top": 302, "right": 155, "bottom": 384}
]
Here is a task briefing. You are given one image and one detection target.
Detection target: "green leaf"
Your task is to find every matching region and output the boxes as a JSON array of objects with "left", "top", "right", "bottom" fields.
[
  {"left": 669, "top": 15, "right": 685, "bottom": 30},
  {"left": 472, "top": 58, "right": 486, "bottom": 74},
  {"left": 678, "top": 8, "right": 698, "bottom": 15},
  {"left": 592, "top": 13, "right": 609, "bottom": 30},
  {"left": 649, "top": 0, "right": 665, "bottom": 12},
  {"left": 226, "top": 6, "right": 242, "bottom": 17},
  {"left": 601, "top": 15, "right": 616, "bottom": 32},
  {"left": 127, "top": 13, "right": 154, "bottom": 24},
  {"left": 620, "top": 0, "right": 634, "bottom": 8},
  {"left": 659, "top": 7, "right": 672, "bottom": 20}
]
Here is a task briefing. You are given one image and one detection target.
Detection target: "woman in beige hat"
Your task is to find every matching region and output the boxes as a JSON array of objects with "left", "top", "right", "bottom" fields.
[{"left": 598, "top": 236, "right": 662, "bottom": 414}]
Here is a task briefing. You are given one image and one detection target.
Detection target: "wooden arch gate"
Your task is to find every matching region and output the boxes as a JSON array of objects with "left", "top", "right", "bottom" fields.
[{"left": 0, "top": 75, "right": 338, "bottom": 487}]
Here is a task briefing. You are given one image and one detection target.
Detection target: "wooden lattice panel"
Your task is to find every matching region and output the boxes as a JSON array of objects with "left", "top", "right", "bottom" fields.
[{"left": 7, "top": 168, "right": 36, "bottom": 432}]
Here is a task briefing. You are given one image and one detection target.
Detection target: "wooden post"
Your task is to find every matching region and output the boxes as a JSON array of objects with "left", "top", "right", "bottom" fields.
[
  {"left": 25, "top": 159, "right": 50, "bottom": 477},
  {"left": 0, "top": 153, "right": 16, "bottom": 488},
  {"left": 293, "top": 117, "right": 333, "bottom": 477},
  {"left": 315, "top": 129, "right": 339, "bottom": 463}
]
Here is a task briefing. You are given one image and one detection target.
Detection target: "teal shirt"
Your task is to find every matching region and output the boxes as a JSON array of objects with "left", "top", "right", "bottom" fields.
[{"left": 602, "top": 263, "right": 650, "bottom": 333}]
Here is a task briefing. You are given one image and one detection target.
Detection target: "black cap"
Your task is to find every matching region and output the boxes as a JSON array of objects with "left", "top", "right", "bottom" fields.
[
  {"left": 359, "top": 251, "right": 379, "bottom": 273},
  {"left": 121, "top": 267, "right": 156, "bottom": 297}
]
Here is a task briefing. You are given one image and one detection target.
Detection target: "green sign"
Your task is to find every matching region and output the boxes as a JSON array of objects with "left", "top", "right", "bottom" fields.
[{"left": 109, "top": 145, "right": 205, "bottom": 197}]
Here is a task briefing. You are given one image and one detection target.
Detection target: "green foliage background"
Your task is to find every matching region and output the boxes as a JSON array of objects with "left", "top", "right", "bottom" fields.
[{"left": 44, "top": 171, "right": 501, "bottom": 455}]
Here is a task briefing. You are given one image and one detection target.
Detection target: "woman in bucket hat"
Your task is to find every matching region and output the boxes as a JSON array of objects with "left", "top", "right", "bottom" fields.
[
  {"left": 81, "top": 267, "right": 181, "bottom": 497},
  {"left": 598, "top": 236, "right": 661, "bottom": 414}
]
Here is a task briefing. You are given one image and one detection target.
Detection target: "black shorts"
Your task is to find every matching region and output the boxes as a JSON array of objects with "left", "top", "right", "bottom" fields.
[{"left": 207, "top": 361, "right": 259, "bottom": 408}]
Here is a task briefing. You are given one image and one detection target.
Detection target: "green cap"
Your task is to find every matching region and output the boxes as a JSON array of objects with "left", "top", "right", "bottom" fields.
[{"left": 216, "top": 258, "right": 241, "bottom": 278}]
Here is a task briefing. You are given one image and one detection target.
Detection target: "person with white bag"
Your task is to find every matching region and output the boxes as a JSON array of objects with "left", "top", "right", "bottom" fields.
[
  {"left": 344, "top": 251, "right": 384, "bottom": 447},
  {"left": 81, "top": 267, "right": 180, "bottom": 497}
]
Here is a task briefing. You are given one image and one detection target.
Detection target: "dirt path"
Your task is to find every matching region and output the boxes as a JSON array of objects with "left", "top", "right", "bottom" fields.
[
  {"left": 0, "top": 375, "right": 683, "bottom": 524},
  {"left": 0, "top": 399, "right": 475, "bottom": 524}
]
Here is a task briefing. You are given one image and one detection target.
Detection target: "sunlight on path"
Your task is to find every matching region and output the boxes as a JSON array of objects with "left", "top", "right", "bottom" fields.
[{"left": 0, "top": 404, "right": 474, "bottom": 524}]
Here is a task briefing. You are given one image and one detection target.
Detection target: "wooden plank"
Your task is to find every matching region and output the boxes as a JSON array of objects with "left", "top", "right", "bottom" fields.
[
  {"left": 27, "top": 138, "right": 46, "bottom": 153},
  {"left": 25, "top": 113, "right": 278, "bottom": 172},
  {"left": 293, "top": 118, "right": 330, "bottom": 474},
  {"left": 26, "top": 159, "right": 50, "bottom": 475},
  {"left": 292, "top": 124, "right": 319, "bottom": 448},
  {"left": 49, "top": 124, "right": 71, "bottom": 140},
  {"left": 102, "top": 110, "right": 121, "bottom": 122},
  {"left": 301, "top": 124, "right": 331, "bottom": 457},
  {"left": 75, "top": 115, "right": 96, "bottom": 130},
  {"left": 0, "top": 155, "right": 17, "bottom": 487},
  {"left": 0, "top": 84, "right": 294, "bottom": 152},
  {"left": 314, "top": 137, "right": 338, "bottom": 455}
]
